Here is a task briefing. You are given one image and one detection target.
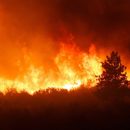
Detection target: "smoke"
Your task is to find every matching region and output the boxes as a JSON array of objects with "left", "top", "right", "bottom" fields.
[{"left": 0, "top": 0, "right": 130, "bottom": 78}]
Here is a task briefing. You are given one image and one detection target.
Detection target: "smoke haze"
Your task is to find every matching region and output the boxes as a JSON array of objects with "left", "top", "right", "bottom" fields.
[{"left": 0, "top": 0, "right": 130, "bottom": 78}]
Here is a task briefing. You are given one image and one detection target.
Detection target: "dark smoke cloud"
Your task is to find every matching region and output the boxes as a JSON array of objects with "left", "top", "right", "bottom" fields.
[
  {"left": 56, "top": 0, "right": 130, "bottom": 49},
  {"left": 0, "top": 0, "right": 130, "bottom": 77},
  {"left": 1, "top": 0, "right": 130, "bottom": 47}
]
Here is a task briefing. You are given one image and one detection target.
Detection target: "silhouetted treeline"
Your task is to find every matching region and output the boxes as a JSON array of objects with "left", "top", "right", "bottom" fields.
[
  {"left": 0, "top": 87, "right": 129, "bottom": 130},
  {"left": 97, "top": 51, "right": 128, "bottom": 89}
]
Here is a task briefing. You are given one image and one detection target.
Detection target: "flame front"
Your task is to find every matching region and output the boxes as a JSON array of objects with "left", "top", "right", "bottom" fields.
[{"left": 0, "top": 43, "right": 102, "bottom": 95}]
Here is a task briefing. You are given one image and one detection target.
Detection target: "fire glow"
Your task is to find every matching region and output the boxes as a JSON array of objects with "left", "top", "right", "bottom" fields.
[{"left": 0, "top": 43, "right": 102, "bottom": 95}]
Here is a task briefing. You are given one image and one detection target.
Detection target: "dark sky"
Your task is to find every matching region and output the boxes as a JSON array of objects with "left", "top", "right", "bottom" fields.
[
  {"left": 0, "top": 0, "right": 130, "bottom": 77},
  {"left": 0, "top": 0, "right": 130, "bottom": 48}
]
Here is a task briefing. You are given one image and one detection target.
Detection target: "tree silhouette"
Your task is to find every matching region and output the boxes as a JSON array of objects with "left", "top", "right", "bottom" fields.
[{"left": 97, "top": 51, "right": 128, "bottom": 89}]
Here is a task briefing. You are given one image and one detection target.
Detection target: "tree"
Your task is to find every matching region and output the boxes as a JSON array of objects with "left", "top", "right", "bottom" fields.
[{"left": 97, "top": 51, "right": 128, "bottom": 89}]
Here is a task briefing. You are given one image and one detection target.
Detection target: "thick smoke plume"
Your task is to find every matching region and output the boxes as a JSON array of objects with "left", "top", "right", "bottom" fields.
[{"left": 0, "top": 0, "right": 130, "bottom": 78}]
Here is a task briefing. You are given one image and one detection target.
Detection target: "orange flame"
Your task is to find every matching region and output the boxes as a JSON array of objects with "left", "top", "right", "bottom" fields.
[{"left": 0, "top": 43, "right": 102, "bottom": 95}]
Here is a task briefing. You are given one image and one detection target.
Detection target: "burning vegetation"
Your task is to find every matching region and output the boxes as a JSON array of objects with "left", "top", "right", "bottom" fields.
[
  {"left": 0, "top": 50, "right": 128, "bottom": 130},
  {"left": 0, "top": 40, "right": 103, "bottom": 94},
  {"left": 0, "top": 43, "right": 128, "bottom": 95},
  {"left": 0, "top": 0, "right": 129, "bottom": 94},
  {"left": 0, "top": 1, "right": 130, "bottom": 130}
]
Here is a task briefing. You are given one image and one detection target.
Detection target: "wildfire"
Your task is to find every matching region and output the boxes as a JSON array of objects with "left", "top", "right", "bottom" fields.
[{"left": 0, "top": 43, "right": 102, "bottom": 95}]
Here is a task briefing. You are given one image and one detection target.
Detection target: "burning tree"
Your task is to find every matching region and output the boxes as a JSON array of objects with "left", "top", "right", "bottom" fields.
[{"left": 97, "top": 51, "right": 128, "bottom": 89}]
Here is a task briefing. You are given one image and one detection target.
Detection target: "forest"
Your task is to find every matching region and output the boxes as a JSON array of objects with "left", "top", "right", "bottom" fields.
[{"left": 0, "top": 51, "right": 130, "bottom": 130}]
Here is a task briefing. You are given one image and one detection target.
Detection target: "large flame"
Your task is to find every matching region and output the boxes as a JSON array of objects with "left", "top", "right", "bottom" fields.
[{"left": 0, "top": 43, "right": 102, "bottom": 95}]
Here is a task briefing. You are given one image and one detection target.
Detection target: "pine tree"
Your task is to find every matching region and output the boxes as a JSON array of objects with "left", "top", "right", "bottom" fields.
[{"left": 97, "top": 51, "right": 128, "bottom": 89}]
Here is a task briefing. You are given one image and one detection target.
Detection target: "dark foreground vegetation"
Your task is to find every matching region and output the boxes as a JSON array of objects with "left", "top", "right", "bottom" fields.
[
  {"left": 0, "top": 51, "right": 129, "bottom": 130},
  {"left": 0, "top": 87, "right": 130, "bottom": 130}
]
